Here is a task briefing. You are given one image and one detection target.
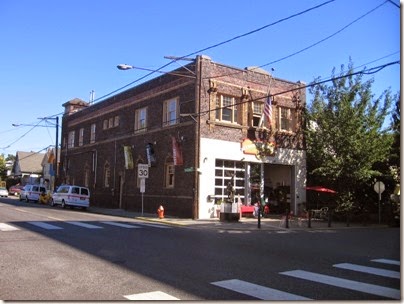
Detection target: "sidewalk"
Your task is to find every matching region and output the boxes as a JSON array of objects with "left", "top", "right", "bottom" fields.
[{"left": 87, "top": 206, "right": 385, "bottom": 231}]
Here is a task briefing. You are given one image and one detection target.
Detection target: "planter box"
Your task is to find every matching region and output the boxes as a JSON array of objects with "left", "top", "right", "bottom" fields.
[{"left": 219, "top": 212, "right": 240, "bottom": 222}]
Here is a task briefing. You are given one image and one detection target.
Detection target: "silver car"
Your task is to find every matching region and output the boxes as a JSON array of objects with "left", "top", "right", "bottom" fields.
[{"left": 0, "top": 187, "right": 8, "bottom": 197}]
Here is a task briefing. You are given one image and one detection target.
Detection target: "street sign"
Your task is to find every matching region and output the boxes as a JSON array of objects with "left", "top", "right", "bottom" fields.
[
  {"left": 373, "top": 181, "right": 385, "bottom": 225},
  {"left": 374, "top": 181, "right": 385, "bottom": 194},
  {"left": 138, "top": 164, "right": 149, "bottom": 179}
]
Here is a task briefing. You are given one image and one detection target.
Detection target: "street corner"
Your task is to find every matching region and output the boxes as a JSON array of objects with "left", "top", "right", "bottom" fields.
[{"left": 135, "top": 216, "right": 190, "bottom": 227}]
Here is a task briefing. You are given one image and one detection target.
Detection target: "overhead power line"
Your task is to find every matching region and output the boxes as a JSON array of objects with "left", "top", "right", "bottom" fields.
[
  {"left": 0, "top": 119, "right": 45, "bottom": 150},
  {"left": 199, "top": 60, "right": 400, "bottom": 118},
  {"left": 259, "top": 0, "right": 389, "bottom": 68},
  {"left": 92, "top": 0, "right": 336, "bottom": 103}
]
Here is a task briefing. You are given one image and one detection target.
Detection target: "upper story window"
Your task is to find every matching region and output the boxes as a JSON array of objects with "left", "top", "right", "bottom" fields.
[
  {"left": 279, "top": 107, "right": 295, "bottom": 132},
  {"left": 114, "top": 115, "right": 120, "bottom": 127},
  {"left": 252, "top": 101, "right": 264, "bottom": 128},
  {"left": 78, "top": 128, "right": 84, "bottom": 146},
  {"left": 164, "top": 160, "right": 175, "bottom": 188},
  {"left": 216, "top": 94, "right": 239, "bottom": 124},
  {"left": 90, "top": 123, "right": 96, "bottom": 143},
  {"left": 103, "top": 115, "right": 120, "bottom": 130},
  {"left": 163, "top": 98, "right": 179, "bottom": 127},
  {"left": 135, "top": 107, "right": 147, "bottom": 132},
  {"left": 68, "top": 130, "right": 75, "bottom": 148}
]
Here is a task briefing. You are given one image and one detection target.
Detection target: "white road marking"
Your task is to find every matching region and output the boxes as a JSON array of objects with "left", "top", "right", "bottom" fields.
[
  {"left": 100, "top": 221, "right": 140, "bottom": 228},
  {"left": 124, "top": 291, "right": 179, "bottom": 300},
  {"left": 66, "top": 221, "right": 103, "bottom": 229},
  {"left": 27, "top": 221, "right": 63, "bottom": 230},
  {"left": 211, "top": 279, "right": 311, "bottom": 300},
  {"left": 334, "top": 263, "right": 400, "bottom": 279},
  {"left": 0, "top": 223, "right": 19, "bottom": 231},
  {"left": 371, "top": 259, "right": 400, "bottom": 266},
  {"left": 280, "top": 270, "right": 400, "bottom": 300}
]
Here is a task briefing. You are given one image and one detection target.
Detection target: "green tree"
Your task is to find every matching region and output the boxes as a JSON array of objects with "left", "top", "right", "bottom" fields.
[
  {"left": 305, "top": 61, "right": 394, "bottom": 214},
  {"left": 0, "top": 154, "right": 7, "bottom": 181}
]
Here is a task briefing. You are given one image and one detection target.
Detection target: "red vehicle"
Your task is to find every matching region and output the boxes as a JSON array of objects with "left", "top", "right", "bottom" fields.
[{"left": 8, "top": 185, "right": 24, "bottom": 196}]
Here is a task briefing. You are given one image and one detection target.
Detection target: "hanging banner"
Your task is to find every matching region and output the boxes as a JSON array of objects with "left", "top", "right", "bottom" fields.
[
  {"left": 124, "top": 146, "right": 134, "bottom": 169},
  {"left": 172, "top": 136, "right": 183, "bottom": 166}
]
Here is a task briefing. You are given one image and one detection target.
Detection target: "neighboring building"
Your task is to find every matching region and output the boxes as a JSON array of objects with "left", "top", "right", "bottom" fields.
[
  {"left": 11, "top": 151, "right": 46, "bottom": 185},
  {"left": 59, "top": 55, "right": 307, "bottom": 219},
  {"left": 5, "top": 160, "right": 13, "bottom": 176},
  {"left": 41, "top": 147, "right": 60, "bottom": 191}
]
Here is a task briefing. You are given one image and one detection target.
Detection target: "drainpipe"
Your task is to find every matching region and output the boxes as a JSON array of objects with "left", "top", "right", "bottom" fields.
[{"left": 193, "top": 56, "right": 202, "bottom": 219}]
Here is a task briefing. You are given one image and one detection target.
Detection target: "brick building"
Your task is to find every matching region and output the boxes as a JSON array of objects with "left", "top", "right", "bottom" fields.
[{"left": 59, "top": 55, "right": 306, "bottom": 219}]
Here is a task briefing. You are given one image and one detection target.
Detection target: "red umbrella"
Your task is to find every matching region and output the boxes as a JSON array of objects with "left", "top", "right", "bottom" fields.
[{"left": 306, "top": 186, "right": 337, "bottom": 194}]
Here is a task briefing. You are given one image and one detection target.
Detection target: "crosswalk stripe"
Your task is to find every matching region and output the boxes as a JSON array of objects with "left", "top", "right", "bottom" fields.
[
  {"left": 211, "top": 279, "right": 311, "bottom": 300},
  {"left": 100, "top": 221, "right": 140, "bottom": 228},
  {"left": 0, "top": 223, "right": 19, "bottom": 231},
  {"left": 334, "top": 263, "right": 400, "bottom": 279},
  {"left": 280, "top": 270, "right": 400, "bottom": 300},
  {"left": 371, "top": 259, "right": 400, "bottom": 266},
  {"left": 27, "top": 222, "right": 63, "bottom": 230},
  {"left": 124, "top": 291, "right": 179, "bottom": 300},
  {"left": 66, "top": 221, "right": 103, "bottom": 229}
]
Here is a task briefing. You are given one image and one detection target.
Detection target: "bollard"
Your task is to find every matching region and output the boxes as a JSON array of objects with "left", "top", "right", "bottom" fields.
[
  {"left": 258, "top": 207, "right": 261, "bottom": 229},
  {"left": 328, "top": 210, "right": 332, "bottom": 227}
]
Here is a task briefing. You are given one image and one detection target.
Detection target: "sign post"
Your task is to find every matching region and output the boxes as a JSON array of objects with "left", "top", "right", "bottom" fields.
[
  {"left": 138, "top": 164, "right": 149, "bottom": 216},
  {"left": 373, "top": 181, "right": 385, "bottom": 224}
]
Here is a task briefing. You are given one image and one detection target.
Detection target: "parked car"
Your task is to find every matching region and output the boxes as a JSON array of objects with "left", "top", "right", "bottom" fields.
[
  {"left": 50, "top": 185, "right": 90, "bottom": 210},
  {"left": 0, "top": 187, "right": 8, "bottom": 197},
  {"left": 19, "top": 184, "right": 47, "bottom": 203},
  {"left": 8, "top": 185, "right": 24, "bottom": 196}
]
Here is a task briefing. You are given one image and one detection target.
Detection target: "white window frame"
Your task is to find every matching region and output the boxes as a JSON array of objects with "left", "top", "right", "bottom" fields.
[
  {"left": 135, "top": 107, "right": 147, "bottom": 132},
  {"left": 163, "top": 98, "right": 179, "bottom": 127},
  {"left": 164, "top": 162, "right": 175, "bottom": 188},
  {"left": 90, "top": 123, "right": 96, "bottom": 143},
  {"left": 78, "top": 128, "right": 84, "bottom": 146},
  {"left": 252, "top": 100, "right": 264, "bottom": 127},
  {"left": 68, "top": 130, "right": 75, "bottom": 148},
  {"left": 279, "top": 107, "right": 294, "bottom": 132},
  {"left": 214, "top": 159, "right": 245, "bottom": 202},
  {"left": 216, "top": 94, "right": 239, "bottom": 124},
  {"left": 114, "top": 115, "right": 120, "bottom": 127}
]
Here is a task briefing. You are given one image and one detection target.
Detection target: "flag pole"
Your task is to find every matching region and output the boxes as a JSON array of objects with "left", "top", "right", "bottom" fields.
[{"left": 259, "top": 70, "right": 275, "bottom": 129}]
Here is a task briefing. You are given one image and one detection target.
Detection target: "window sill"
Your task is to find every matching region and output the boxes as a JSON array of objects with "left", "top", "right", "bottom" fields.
[{"left": 206, "top": 120, "right": 244, "bottom": 130}]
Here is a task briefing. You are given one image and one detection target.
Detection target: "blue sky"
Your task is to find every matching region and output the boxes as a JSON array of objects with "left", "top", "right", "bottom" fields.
[{"left": 0, "top": 0, "right": 400, "bottom": 157}]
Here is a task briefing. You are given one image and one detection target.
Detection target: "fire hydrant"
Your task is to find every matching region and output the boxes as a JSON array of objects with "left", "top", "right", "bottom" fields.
[{"left": 157, "top": 205, "right": 164, "bottom": 219}]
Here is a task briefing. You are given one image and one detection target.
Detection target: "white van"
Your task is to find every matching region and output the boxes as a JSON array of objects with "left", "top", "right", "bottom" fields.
[
  {"left": 19, "top": 184, "right": 47, "bottom": 203},
  {"left": 50, "top": 185, "right": 90, "bottom": 210}
]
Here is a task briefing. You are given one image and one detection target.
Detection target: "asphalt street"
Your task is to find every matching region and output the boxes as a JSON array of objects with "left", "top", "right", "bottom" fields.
[{"left": 0, "top": 196, "right": 401, "bottom": 301}]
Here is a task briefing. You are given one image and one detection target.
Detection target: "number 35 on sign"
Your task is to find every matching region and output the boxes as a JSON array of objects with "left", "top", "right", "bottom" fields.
[{"left": 138, "top": 164, "right": 149, "bottom": 178}]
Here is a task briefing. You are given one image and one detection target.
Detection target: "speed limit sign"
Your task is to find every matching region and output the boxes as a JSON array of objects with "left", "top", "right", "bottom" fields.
[{"left": 138, "top": 164, "right": 149, "bottom": 178}]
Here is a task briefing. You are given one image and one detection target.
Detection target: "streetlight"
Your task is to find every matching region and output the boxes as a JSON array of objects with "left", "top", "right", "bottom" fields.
[
  {"left": 117, "top": 64, "right": 196, "bottom": 78},
  {"left": 12, "top": 117, "right": 59, "bottom": 189}
]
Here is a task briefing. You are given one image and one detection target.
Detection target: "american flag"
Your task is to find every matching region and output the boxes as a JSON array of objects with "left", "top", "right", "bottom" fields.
[{"left": 263, "top": 96, "right": 272, "bottom": 126}]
